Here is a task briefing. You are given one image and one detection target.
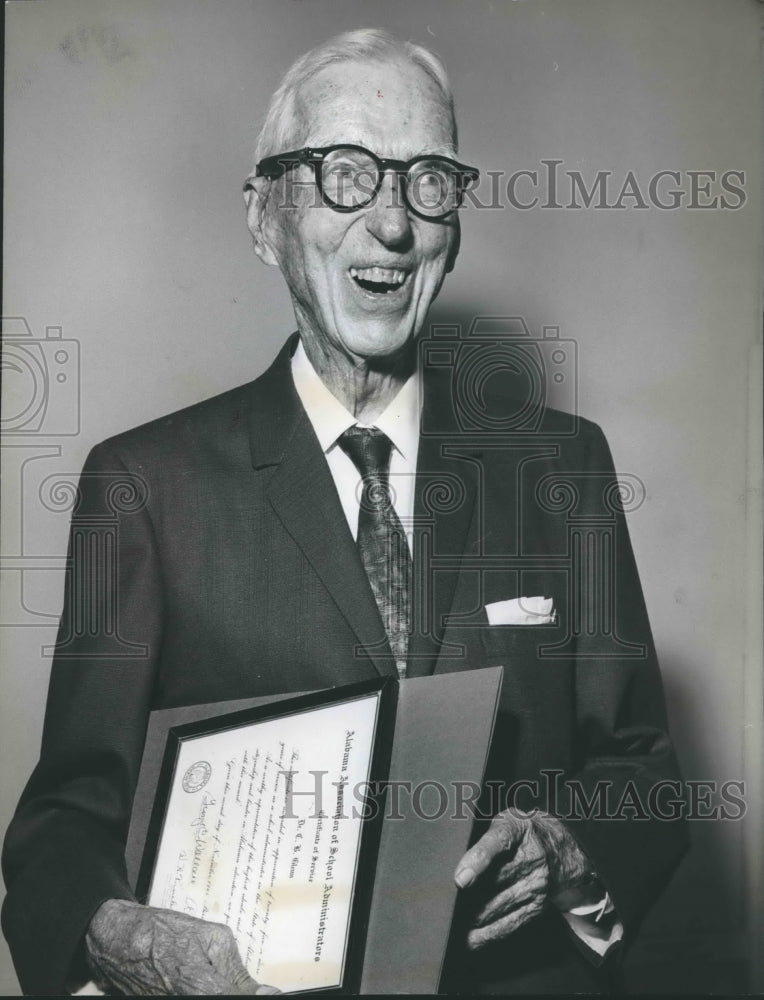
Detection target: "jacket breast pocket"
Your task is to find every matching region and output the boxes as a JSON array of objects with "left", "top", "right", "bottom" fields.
[
  {"left": 480, "top": 623, "right": 561, "bottom": 667},
  {"left": 480, "top": 625, "right": 575, "bottom": 769}
]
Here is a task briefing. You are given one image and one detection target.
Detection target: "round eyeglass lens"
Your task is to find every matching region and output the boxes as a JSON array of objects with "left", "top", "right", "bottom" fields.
[
  {"left": 321, "top": 149, "right": 379, "bottom": 207},
  {"left": 408, "top": 161, "right": 458, "bottom": 216}
]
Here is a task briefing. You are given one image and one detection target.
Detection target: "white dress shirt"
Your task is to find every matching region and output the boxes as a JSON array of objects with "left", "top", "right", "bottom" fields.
[
  {"left": 291, "top": 340, "right": 419, "bottom": 550},
  {"left": 290, "top": 339, "right": 623, "bottom": 959}
]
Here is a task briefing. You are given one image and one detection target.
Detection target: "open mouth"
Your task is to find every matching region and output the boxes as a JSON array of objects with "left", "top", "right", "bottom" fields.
[{"left": 349, "top": 266, "right": 408, "bottom": 294}]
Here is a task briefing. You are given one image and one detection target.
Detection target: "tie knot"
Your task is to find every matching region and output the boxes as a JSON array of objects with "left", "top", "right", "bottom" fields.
[{"left": 338, "top": 425, "right": 393, "bottom": 480}]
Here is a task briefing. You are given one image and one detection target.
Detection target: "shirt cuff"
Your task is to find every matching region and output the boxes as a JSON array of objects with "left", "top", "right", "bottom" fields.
[{"left": 561, "top": 892, "right": 624, "bottom": 958}]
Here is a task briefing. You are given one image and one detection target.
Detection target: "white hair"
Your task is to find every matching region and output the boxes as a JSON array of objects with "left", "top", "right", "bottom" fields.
[{"left": 252, "top": 28, "right": 457, "bottom": 167}]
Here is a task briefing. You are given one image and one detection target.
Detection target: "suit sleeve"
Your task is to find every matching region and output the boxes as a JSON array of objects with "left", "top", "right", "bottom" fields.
[
  {"left": 553, "top": 421, "right": 689, "bottom": 943},
  {"left": 1, "top": 442, "right": 163, "bottom": 995}
]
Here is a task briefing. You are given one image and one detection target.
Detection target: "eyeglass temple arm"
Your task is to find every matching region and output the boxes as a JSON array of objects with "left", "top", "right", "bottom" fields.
[{"left": 255, "top": 149, "right": 311, "bottom": 178}]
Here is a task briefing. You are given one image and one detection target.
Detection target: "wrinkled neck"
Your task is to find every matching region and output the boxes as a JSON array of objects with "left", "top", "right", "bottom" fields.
[{"left": 299, "top": 333, "right": 415, "bottom": 424}]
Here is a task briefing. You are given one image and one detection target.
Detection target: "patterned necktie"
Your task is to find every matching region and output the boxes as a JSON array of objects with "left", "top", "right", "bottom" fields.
[{"left": 338, "top": 426, "right": 412, "bottom": 678}]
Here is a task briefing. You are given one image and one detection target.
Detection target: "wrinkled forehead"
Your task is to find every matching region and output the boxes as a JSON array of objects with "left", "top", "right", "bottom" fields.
[{"left": 291, "top": 58, "right": 456, "bottom": 159}]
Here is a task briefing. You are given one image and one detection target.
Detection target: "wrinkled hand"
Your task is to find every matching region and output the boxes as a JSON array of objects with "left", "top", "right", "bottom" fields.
[
  {"left": 453, "top": 809, "right": 590, "bottom": 950},
  {"left": 85, "top": 899, "right": 280, "bottom": 995}
]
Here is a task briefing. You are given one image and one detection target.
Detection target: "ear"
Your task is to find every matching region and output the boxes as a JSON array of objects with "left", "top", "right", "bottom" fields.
[
  {"left": 243, "top": 174, "right": 280, "bottom": 267},
  {"left": 445, "top": 217, "right": 461, "bottom": 274}
]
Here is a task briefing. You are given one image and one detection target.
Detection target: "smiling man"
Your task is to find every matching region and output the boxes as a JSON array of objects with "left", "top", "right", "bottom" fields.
[
  {"left": 2, "top": 29, "right": 686, "bottom": 996},
  {"left": 247, "top": 54, "right": 464, "bottom": 421}
]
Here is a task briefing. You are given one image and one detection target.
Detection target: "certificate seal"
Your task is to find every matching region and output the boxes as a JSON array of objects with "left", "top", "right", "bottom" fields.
[{"left": 182, "top": 760, "right": 211, "bottom": 793}]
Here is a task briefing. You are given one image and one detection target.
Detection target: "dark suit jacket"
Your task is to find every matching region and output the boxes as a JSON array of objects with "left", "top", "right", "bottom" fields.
[{"left": 2, "top": 334, "right": 687, "bottom": 995}]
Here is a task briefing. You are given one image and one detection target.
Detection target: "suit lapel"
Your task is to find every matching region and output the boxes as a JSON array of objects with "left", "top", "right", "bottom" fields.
[
  {"left": 407, "top": 366, "right": 481, "bottom": 678},
  {"left": 245, "top": 337, "right": 482, "bottom": 681},
  {"left": 247, "top": 336, "right": 396, "bottom": 678}
]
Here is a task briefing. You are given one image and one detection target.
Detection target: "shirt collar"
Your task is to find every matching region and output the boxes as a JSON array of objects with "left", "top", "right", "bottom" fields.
[{"left": 291, "top": 339, "right": 420, "bottom": 460}]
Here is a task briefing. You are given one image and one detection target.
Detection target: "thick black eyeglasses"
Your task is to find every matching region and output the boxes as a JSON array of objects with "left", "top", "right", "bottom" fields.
[{"left": 255, "top": 144, "right": 480, "bottom": 220}]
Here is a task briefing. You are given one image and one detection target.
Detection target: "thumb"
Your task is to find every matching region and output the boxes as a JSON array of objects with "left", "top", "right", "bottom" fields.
[
  {"left": 454, "top": 811, "right": 527, "bottom": 889},
  {"left": 232, "top": 981, "right": 280, "bottom": 995},
  {"left": 228, "top": 960, "right": 280, "bottom": 994}
]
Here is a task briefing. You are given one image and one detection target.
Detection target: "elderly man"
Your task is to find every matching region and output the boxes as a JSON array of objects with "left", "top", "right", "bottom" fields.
[{"left": 2, "top": 29, "right": 686, "bottom": 996}]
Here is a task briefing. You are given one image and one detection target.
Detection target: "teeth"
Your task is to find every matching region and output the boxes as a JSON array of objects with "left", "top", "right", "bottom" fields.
[{"left": 349, "top": 266, "right": 406, "bottom": 286}]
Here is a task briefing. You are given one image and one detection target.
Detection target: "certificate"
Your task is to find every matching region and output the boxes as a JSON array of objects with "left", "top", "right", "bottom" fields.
[
  {"left": 136, "top": 678, "right": 396, "bottom": 994},
  {"left": 128, "top": 666, "right": 503, "bottom": 994}
]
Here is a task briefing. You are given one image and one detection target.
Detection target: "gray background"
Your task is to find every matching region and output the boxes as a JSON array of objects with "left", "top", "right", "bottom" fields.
[{"left": 2, "top": 0, "right": 762, "bottom": 994}]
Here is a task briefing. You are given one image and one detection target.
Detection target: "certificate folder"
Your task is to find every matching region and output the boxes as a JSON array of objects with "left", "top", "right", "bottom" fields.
[{"left": 126, "top": 665, "right": 503, "bottom": 995}]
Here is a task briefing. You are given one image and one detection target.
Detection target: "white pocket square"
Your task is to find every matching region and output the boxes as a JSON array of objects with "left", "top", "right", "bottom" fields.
[{"left": 485, "top": 595, "right": 556, "bottom": 625}]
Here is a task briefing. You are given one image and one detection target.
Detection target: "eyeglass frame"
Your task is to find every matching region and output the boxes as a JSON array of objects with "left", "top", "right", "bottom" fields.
[{"left": 254, "top": 143, "right": 480, "bottom": 221}]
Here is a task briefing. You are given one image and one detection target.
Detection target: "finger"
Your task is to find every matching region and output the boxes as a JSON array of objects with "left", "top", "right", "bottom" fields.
[
  {"left": 230, "top": 974, "right": 264, "bottom": 994},
  {"left": 489, "top": 836, "right": 549, "bottom": 890},
  {"left": 231, "top": 980, "right": 280, "bottom": 995},
  {"left": 466, "top": 898, "right": 545, "bottom": 950},
  {"left": 201, "top": 922, "right": 255, "bottom": 989},
  {"left": 108, "top": 961, "right": 234, "bottom": 996},
  {"left": 202, "top": 922, "right": 282, "bottom": 995},
  {"left": 472, "top": 865, "right": 549, "bottom": 928},
  {"left": 151, "top": 915, "right": 248, "bottom": 994},
  {"left": 229, "top": 968, "right": 280, "bottom": 995},
  {"left": 462, "top": 838, "right": 549, "bottom": 914},
  {"left": 87, "top": 949, "right": 177, "bottom": 996},
  {"left": 455, "top": 812, "right": 527, "bottom": 888}
]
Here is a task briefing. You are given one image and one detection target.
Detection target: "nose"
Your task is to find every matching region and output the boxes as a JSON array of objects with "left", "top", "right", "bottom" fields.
[{"left": 364, "top": 170, "right": 413, "bottom": 248}]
